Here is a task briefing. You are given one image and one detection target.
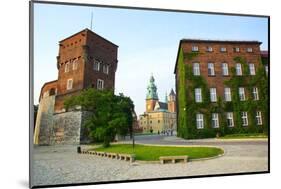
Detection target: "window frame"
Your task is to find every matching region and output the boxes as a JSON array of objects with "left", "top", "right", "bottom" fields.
[
  {"left": 210, "top": 88, "right": 217, "bottom": 102},
  {"left": 246, "top": 47, "right": 253, "bottom": 52},
  {"left": 253, "top": 87, "right": 259, "bottom": 100},
  {"left": 256, "top": 111, "right": 263, "bottom": 125},
  {"left": 241, "top": 112, "right": 248, "bottom": 126},
  {"left": 208, "top": 63, "right": 215, "bottom": 76},
  {"left": 236, "top": 63, "right": 243, "bottom": 75},
  {"left": 65, "top": 62, "right": 70, "bottom": 73},
  {"left": 222, "top": 63, "right": 229, "bottom": 76},
  {"left": 224, "top": 87, "right": 232, "bottom": 102},
  {"left": 211, "top": 113, "right": 219, "bottom": 128},
  {"left": 249, "top": 63, "right": 256, "bottom": 75},
  {"left": 226, "top": 112, "right": 234, "bottom": 127},
  {"left": 72, "top": 59, "right": 78, "bottom": 70},
  {"left": 66, "top": 78, "right": 73, "bottom": 90},
  {"left": 206, "top": 46, "right": 213, "bottom": 52},
  {"left": 239, "top": 87, "right": 246, "bottom": 101},
  {"left": 196, "top": 113, "right": 204, "bottom": 129},
  {"left": 97, "top": 79, "right": 104, "bottom": 90},
  {"left": 93, "top": 59, "right": 101, "bottom": 71},
  {"left": 220, "top": 47, "right": 227, "bottom": 52},
  {"left": 103, "top": 64, "right": 109, "bottom": 74},
  {"left": 193, "top": 63, "right": 200, "bottom": 76},
  {"left": 192, "top": 46, "right": 199, "bottom": 52},
  {"left": 195, "top": 88, "right": 202, "bottom": 103}
]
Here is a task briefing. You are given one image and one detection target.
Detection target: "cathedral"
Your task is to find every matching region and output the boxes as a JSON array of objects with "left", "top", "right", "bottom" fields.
[{"left": 138, "top": 75, "right": 177, "bottom": 134}]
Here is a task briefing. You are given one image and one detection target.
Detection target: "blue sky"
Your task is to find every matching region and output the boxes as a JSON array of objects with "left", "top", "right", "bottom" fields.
[{"left": 34, "top": 3, "right": 268, "bottom": 116}]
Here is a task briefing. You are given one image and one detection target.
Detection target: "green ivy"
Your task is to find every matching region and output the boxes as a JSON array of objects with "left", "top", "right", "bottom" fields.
[{"left": 177, "top": 53, "right": 268, "bottom": 139}]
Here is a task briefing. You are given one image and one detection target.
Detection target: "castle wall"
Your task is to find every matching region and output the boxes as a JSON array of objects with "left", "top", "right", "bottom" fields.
[
  {"left": 34, "top": 95, "right": 56, "bottom": 145},
  {"left": 51, "top": 111, "right": 92, "bottom": 145}
]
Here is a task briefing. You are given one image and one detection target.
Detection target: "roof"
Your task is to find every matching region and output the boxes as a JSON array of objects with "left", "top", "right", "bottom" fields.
[
  {"left": 156, "top": 102, "right": 168, "bottom": 110},
  {"left": 261, "top": 50, "right": 268, "bottom": 58},
  {"left": 59, "top": 28, "right": 118, "bottom": 47},
  {"left": 174, "top": 39, "right": 263, "bottom": 73},
  {"left": 180, "top": 39, "right": 262, "bottom": 44},
  {"left": 39, "top": 80, "right": 58, "bottom": 101},
  {"left": 169, "top": 88, "right": 175, "bottom": 96}
]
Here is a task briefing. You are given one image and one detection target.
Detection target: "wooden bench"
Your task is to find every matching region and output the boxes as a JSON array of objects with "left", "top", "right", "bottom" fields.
[
  {"left": 159, "top": 156, "right": 188, "bottom": 164},
  {"left": 118, "top": 154, "right": 136, "bottom": 162}
]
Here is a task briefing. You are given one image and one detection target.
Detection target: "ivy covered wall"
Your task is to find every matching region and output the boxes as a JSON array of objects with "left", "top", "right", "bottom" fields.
[{"left": 176, "top": 48, "right": 268, "bottom": 139}]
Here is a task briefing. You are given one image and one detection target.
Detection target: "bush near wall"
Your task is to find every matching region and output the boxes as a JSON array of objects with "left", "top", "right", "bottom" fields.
[{"left": 177, "top": 49, "right": 268, "bottom": 139}]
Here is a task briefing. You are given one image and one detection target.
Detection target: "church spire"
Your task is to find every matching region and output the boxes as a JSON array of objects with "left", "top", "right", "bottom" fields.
[{"left": 146, "top": 74, "right": 159, "bottom": 100}]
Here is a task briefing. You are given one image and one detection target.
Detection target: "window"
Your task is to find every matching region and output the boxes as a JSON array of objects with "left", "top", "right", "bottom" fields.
[
  {"left": 192, "top": 46, "right": 199, "bottom": 52},
  {"left": 72, "top": 59, "right": 78, "bottom": 70},
  {"left": 220, "top": 47, "right": 227, "bottom": 52},
  {"left": 241, "top": 112, "right": 248, "bottom": 126},
  {"left": 256, "top": 111, "right": 262, "bottom": 125},
  {"left": 239, "top": 87, "right": 246, "bottom": 101},
  {"left": 226, "top": 112, "right": 234, "bottom": 127},
  {"left": 246, "top": 47, "right": 253, "bottom": 52},
  {"left": 236, "top": 63, "right": 242, "bottom": 75},
  {"left": 265, "top": 65, "right": 268, "bottom": 76},
  {"left": 211, "top": 113, "right": 219, "bottom": 128},
  {"left": 208, "top": 63, "right": 215, "bottom": 76},
  {"left": 97, "top": 79, "right": 104, "bottom": 90},
  {"left": 249, "top": 63, "right": 256, "bottom": 75},
  {"left": 66, "top": 79, "right": 73, "bottom": 90},
  {"left": 253, "top": 87, "right": 259, "bottom": 100},
  {"left": 196, "top": 114, "right": 204, "bottom": 129},
  {"left": 193, "top": 63, "right": 200, "bottom": 76},
  {"left": 206, "top": 46, "right": 213, "bottom": 52},
  {"left": 93, "top": 60, "right": 101, "bottom": 71},
  {"left": 210, "top": 88, "right": 217, "bottom": 102},
  {"left": 103, "top": 64, "right": 109, "bottom": 74},
  {"left": 222, "top": 63, "right": 229, "bottom": 76},
  {"left": 195, "top": 88, "right": 202, "bottom": 102},
  {"left": 233, "top": 47, "right": 240, "bottom": 52},
  {"left": 224, "top": 88, "right": 232, "bottom": 102},
  {"left": 65, "top": 62, "right": 70, "bottom": 72}
]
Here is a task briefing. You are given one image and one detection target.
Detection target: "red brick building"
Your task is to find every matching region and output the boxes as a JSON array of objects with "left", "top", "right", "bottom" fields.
[
  {"left": 174, "top": 39, "right": 268, "bottom": 139},
  {"left": 34, "top": 29, "right": 118, "bottom": 144}
]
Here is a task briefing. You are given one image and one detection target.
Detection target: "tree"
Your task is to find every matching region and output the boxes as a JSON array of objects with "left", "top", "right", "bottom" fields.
[{"left": 64, "top": 88, "right": 134, "bottom": 147}]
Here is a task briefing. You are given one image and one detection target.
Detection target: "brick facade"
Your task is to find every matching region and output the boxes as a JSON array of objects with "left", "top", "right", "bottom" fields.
[
  {"left": 174, "top": 39, "right": 268, "bottom": 139},
  {"left": 34, "top": 28, "right": 118, "bottom": 145}
]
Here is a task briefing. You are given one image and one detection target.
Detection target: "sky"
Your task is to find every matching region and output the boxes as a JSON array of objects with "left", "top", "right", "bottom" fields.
[{"left": 33, "top": 3, "right": 268, "bottom": 116}]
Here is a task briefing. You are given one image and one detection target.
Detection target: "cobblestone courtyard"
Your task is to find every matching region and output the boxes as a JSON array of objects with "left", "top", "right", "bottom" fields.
[{"left": 31, "top": 136, "right": 268, "bottom": 187}]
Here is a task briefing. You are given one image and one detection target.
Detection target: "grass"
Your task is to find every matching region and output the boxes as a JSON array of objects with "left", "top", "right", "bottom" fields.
[
  {"left": 219, "top": 133, "right": 268, "bottom": 139},
  {"left": 93, "top": 144, "right": 223, "bottom": 161}
]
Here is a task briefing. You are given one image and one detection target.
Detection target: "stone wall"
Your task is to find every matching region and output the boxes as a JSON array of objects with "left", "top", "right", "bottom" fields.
[
  {"left": 34, "top": 95, "right": 56, "bottom": 145},
  {"left": 51, "top": 111, "right": 92, "bottom": 145}
]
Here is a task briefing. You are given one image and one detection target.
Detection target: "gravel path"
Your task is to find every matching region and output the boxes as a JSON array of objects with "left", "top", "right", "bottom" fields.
[{"left": 31, "top": 136, "right": 268, "bottom": 187}]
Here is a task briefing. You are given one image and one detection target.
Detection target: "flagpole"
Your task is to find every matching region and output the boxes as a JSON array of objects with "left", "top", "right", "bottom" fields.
[{"left": 90, "top": 11, "right": 93, "bottom": 30}]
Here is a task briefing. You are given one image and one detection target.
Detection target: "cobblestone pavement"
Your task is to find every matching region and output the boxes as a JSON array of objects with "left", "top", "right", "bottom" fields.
[{"left": 31, "top": 136, "right": 268, "bottom": 187}]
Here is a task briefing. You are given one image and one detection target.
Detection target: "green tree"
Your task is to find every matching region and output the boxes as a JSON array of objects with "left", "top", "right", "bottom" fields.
[{"left": 64, "top": 88, "right": 134, "bottom": 147}]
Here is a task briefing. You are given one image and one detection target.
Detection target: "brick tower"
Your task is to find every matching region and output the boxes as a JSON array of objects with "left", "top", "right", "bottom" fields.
[
  {"left": 168, "top": 88, "right": 176, "bottom": 113},
  {"left": 34, "top": 28, "right": 118, "bottom": 145}
]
